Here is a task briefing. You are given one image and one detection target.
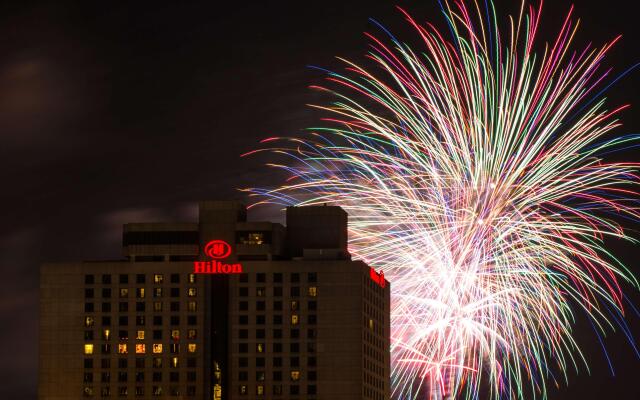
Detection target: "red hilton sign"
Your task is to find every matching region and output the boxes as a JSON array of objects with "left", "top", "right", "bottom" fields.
[
  {"left": 194, "top": 240, "right": 243, "bottom": 274},
  {"left": 369, "top": 267, "right": 386, "bottom": 288}
]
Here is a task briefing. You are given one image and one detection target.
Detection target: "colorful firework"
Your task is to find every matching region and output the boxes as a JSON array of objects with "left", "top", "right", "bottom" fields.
[{"left": 243, "top": 1, "right": 640, "bottom": 399}]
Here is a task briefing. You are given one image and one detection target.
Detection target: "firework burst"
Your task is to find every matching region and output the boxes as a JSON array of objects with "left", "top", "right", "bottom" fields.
[{"left": 243, "top": 1, "right": 640, "bottom": 399}]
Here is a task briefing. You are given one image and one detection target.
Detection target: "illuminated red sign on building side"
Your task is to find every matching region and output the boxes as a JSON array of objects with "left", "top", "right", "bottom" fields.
[
  {"left": 194, "top": 240, "right": 243, "bottom": 274},
  {"left": 369, "top": 267, "right": 386, "bottom": 288}
]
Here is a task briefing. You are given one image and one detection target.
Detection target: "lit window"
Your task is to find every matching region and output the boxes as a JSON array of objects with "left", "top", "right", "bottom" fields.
[
  {"left": 239, "top": 385, "right": 248, "bottom": 395},
  {"left": 136, "top": 330, "right": 145, "bottom": 340},
  {"left": 102, "top": 329, "right": 111, "bottom": 340},
  {"left": 290, "top": 371, "right": 300, "bottom": 381},
  {"left": 118, "top": 344, "right": 127, "bottom": 354},
  {"left": 188, "top": 343, "right": 197, "bottom": 353},
  {"left": 290, "top": 301, "right": 298, "bottom": 311},
  {"left": 153, "top": 302, "right": 162, "bottom": 312},
  {"left": 154, "top": 274, "right": 164, "bottom": 284},
  {"left": 291, "top": 315, "right": 299, "bottom": 325},
  {"left": 308, "top": 286, "right": 317, "bottom": 297},
  {"left": 170, "top": 357, "right": 179, "bottom": 368},
  {"left": 153, "top": 344, "right": 163, "bottom": 354},
  {"left": 187, "top": 329, "right": 197, "bottom": 339},
  {"left": 257, "top": 384, "right": 264, "bottom": 396},
  {"left": 136, "top": 344, "right": 146, "bottom": 354},
  {"left": 256, "top": 287, "right": 265, "bottom": 297},
  {"left": 369, "top": 319, "right": 374, "bottom": 330},
  {"left": 153, "top": 357, "right": 162, "bottom": 368},
  {"left": 84, "top": 344, "right": 94, "bottom": 354},
  {"left": 187, "top": 288, "right": 197, "bottom": 297},
  {"left": 256, "top": 343, "right": 264, "bottom": 353},
  {"left": 136, "top": 288, "right": 145, "bottom": 298},
  {"left": 154, "top": 288, "right": 163, "bottom": 298},
  {"left": 153, "top": 386, "right": 162, "bottom": 396},
  {"left": 188, "top": 274, "right": 196, "bottom": 284},
  {"left": 83, "top": 386, "right": 94, "bottom": 396},
  {"left": 85, "top": 317, "right": 94, "bottom": 327},
  {"left": 171, "top": 330, "right": 180, "bottom": 340},
  {"left": 119, "top": 288, "right": 128, "bottom": 298},
  {"left": 188, "top": 301, "right": 197, "bottom": 312}
]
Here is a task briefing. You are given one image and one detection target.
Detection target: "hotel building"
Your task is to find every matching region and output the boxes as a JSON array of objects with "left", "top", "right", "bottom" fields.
[{"left": 39, "top": 201, "right": 390, "bottom": 399}]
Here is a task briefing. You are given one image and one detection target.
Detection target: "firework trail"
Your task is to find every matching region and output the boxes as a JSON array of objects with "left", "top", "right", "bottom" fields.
[{"left": 243, "top": 1, "right": 640, "bottom": 398}]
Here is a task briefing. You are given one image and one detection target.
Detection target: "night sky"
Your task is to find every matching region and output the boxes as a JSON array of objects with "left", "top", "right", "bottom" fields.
[{"left": 1, "top": 1, "right": 639, "bottom": 398}]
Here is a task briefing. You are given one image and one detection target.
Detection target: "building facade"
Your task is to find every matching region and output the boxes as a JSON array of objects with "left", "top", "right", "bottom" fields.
[{"left": 39, "top": 201, "right": 390, "bottom": 399}]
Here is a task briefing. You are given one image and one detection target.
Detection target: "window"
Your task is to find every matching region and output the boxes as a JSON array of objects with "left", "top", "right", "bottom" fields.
[
  {"left": 239, "top": 358, "right": 248, "bottom": 367},
  {"left": 102, "top": 329, "right": 111, "bottom": 340},
  {"left": 152, "top": 386, "right": 162, "bottom": 396},
  {"left": 273, "top": 273, "right": 282, "bottom": 283},
  {"left": 291, "top": 273, "right": 300, "bottom": 283},
  {"left": 308, "top": 357, "right": 317, "bottom": 367},
  {"left": 291, "top": 315, "right": 299, "bottom": 325},
  {"left": 119, "top": 302, "right": 128, "bottom": 312},
  {"left": 85, "top": 303, "right": 94, "bottom": 312},
  {"left": 153, "top": 316, "right": 162, "bottom": 325},
  {"left": 274, "top": 301, "right": 282, "bottom": 311},
  {"left": 307, "top": 342, "right": 316, "bottom": 353},
  {"left": 290, "top": 370, "right": 300, "bottom": 381},
  {"left": 101, "top": 344, "right": 111, "bottom": 354},
  {"left": 119, "top": 288, "right": 128, "bottom": 298},
  {"left": 119, "top": 274, "right": 128, "bottom": 284},
  {"left": 170, "top": 288, "right": 180, "bottom": 297},
  {"left": 85, "top": 289, "right": 94, "bottom": 299},
  {"left": 307, "top": 384, "right": 317, "bottom": 395},
  {"left": 136, "top": 288, "right": 145, "bottom": 298},
  {"left": 85, "top": 317, "right": 94, "bottom": 328},
  {"left": 273, "top": 287, "right": 282, "bottom": 296},
  {"left": 273, "top": 329, "right": 282, "bottom": 340},
  {"left": 102, "top": 274, "right": 111, "bottom": 284},
  {"left": 153, "top": 344, "right": 163, "bottom": 354},
  {"left": 187, "top": 358, "right": 196, "bottom": 368},
  {"left": 256, "top": 315, "right": 265, "bottom": 325},
  {"left": 290, "top": 287, "right": 300, "bottom": 297},
  {"left": 256, "top": 301, "right": 265, "bottom": 311},
  {"left": 170, "top": 316, "right": 180, "bottom": 326},
  {"left": 239, "top": 287, "right": 248, "bottom": 297},
  {"left": 170, "top": 372, "right": 179, "bottom": 382},
  {"left": 188, "top": 343, "right": 197, "bottom": 353},
  {"left": 290, "top": 343, "right": 300, "bottom": 353},
  {"left": 170, "top": 343, "right": 180, "bottom": 354},
  {"left": 135, "top": 358, "right": 145, "bottom": 368},
  {"left": 170, "top": 357, "right": 179, "bottom": 368},
  {"left": 188, "top": 301, "right": 197, "bottom": 312},
  {"left": 238, "top": 371, "right": 248, "bottom": 381},
  {"left": 153, "top": 330, "right": 162, "bottom": 340},
  {"left": 273, "top": 385, "right": 283, "bottom": 395},
  {"left": 256, "top": 287, "right": 265, "bottom": 297},
  {"left": 239, "top": 301, "right": 248, "bottom": 311},
  {"left": 154, "top": 302, "right": 163, "bottom": 312},
  {"left": 84, "top": 330, "right": 94, "bottom": 340},
  {"left": 171, "top": 330, "right": 180, "bottom": 340},
  {"left": 154, "top": 288, "right": 162, "bottom": 298},
  {"left": 239, "top": 316, "right": 248, "bottom": 325},
  {"left": 136, "top": 302, "right": 145, "bottom": 312},
  {"left": 102, "top": 288, "right": 111, "bottom": 298},
  {"left": 101, "top": 316, "right": 110, "bottom": 326},
  {"left": 170, "top": 301, "right": 179, "bottom": 312},
  {"left": 83, "top": 386, "right": 93, "bottom": 396},
  {"left": 308, "top": 314, "right": 317, "bottom": 325},
  {"left": 308, "top": 301, "right": 317, "bottom": 311},
  {"left": 256, "top": 343, "right": 264, "bottom": 353},
  {"left": 239, "top": 274, "right": 249, "bottom": 283},
  {"left": 85, "top": 274, "right": 94, "bottom": 284},
  {"left": 290, "top": 329, "right": 299, "bottom": 339},
  {"left": 256, "top": 384, "right": 264, "bottom": 396},
  {"left": 308, "top": 286, "right": 318, "bottom": 297},
  {"left": 187, "top": 386, "right": 196, "bottom": 396},
  {"left": 187, "top": 329, "right": 197, "bottom": 339},
  {"left": 290, "top": 385, "right": 299, "bottom": 395},
  {"left": 308, "top": 272, "right": 317, "bottom": 283},
  {"left": 152, "top": 372, "right": 162, "bottom": 382},
  {"left": 101, "top": 371, "right": 110, "bottom": 381},
  {"left": 239, "top": 343, "right": 248, "bottom": 353},
  {"left": 188, "top": 274, "right": 196, "bottom": 284},
  {"left": 136, "top": 274, "right": 145, "bottom": 284},
  {"left": 170, "top": 274, "right": 180, "bottom": 283},
  {"left": 135, "top": 344, "right": 146, "bottom": 354},
  {"left": 118, "top": 344, "right": 127, "bottom": 354},
  {"left": 118, "top": 316, "right": 128, "bottom": 326},
  {"left": 290, "top": 356, "right": 299, "bottom": 366},
  {"left": 118, "top": 358, "right": 127, "bottom": 368},
  {"left": 239, "top": 329, "right": 248, "bottom": 339},
  {"left": 135, "top": 386, "right": 144, "bottom": 396},
  {"left": 239, "top": 385, "right": 248, "bottom": 395},
  {"left": 256, "top": 358, "right": 265, "bottom": 367},
  {"left": 84, "top": 344, "right": 94, "bottom": 354},
  {"left": 256, "top": 329, "right": 265, "bottom": 339},
  {"left": 154, "top": 274, "right": 163, "bottom": 284},
  {"left": 84, "top": 358, "right": 93, "bottom": 368},
  {"left": 290, "top": 301, "right": 298, "bottom": 311},
  {"left": 256, "top": 272, "right": 266, "bottom": 282},
  {"left": 308, "top": 329, "right": 316, "bottom": 339},
  {"left": 153, "top": 357, "right": 162, "bottom": 368},
  {"left": 118, "top": 387, "right": 127, "bottom": 396},
  {"left": 135, "top": 371, "right": 144, "bottom": 382},
  {"left": 102, "top": 302, "right": 111, "bottom": 312},
  {"left": 187, "top": 288, "right": 197, "bottom": 297},
  {"left": 273, "top": 357, "right": 282, "bottom": 367},
  {"left": 273, "top": 315, "right": 282, "bottom": 325},
  {"left": 273, "top": 371, "right": 282, "bottom": 381},
  {"left": 118, "top": 330, "right": 128, "bottom": 340}
]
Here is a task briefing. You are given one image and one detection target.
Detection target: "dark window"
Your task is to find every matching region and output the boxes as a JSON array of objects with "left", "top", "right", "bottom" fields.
[
  {"left": 170, "top": 302, "right": 180, "bottom": 312},
  {"left": 102, "top": 303, "right": 111, "bottom": 312},
  {"left": 239, "top": 329, "right": 248, "bottom": 339},
  {"left": 290, "top": 357, "right": 299, "bottom": 367},
  {"left": 101, "top": 359, "right": 111, "bottom": 368},
  {"left": 256, "top": 329, "right": 265, "bottom": 339},
  {"left": 308, "top": 371, "right": 317, "bottom": 381},
  {"left": 170, "top": 274, "right": 180, "bottom": 284},
  {"left": 308, "top": 301, "right": 317, "bottom": 311},
  {"left": 308, "top": 357, "right": 316, "bottom": 367},
  {"left": 136, "top": 302, "right": 145, "bottom": 312},
  {"left": 119, "top": 302, "right": 128, "bottom": 312},
  {"left": 273, "top": 287, "right": 283, "bottom": 297},
  {"left": 273, "top": 343, "right": 282, "bottom": 352},
  {"left": 118, "top": 330, "right": 128, "bottom": 340},
  {"left": 102, "top": 316, "right": 111, "bottom": 326},
  {"left": 170, "top": 372, "right": 179, "bottom": 382},
  {"left": 83, "top": 372, "right": 93, "bottom": 383},
  {"left": 85, "top": 289, "right": 94, "bottom": 299},
  {"left": 239, "top": 316, "right": 248, "bottom": 325},
  {"left": 256, "top": 301, "right": 265, "bottom": 311},
  {"left": 187, "top": 358, "right": 196, "bottom": 368},
  {"left": 308, "top": 272, "right": 317, "bottom": 283},
  {"left": 308, "top": 329, "right": 316, "bottom": 339},
  {"left": 187, "top": 386, "right": 196, "bottom": 396},
  {"left": 170, "top": 316, "right": 180, "bottom": 326},
  {"left": 256, "top": 315, "right": 265, "bottom": 325},
  {"left": 187, "top": 315, "right": 197, "bottom": 325},
  {"left": 136, "top": 274, "right": 145, "bottom": 284},
  {"left": 136, "top": 316, "right": 145, "bottom": 326},
  {"left": 274, "top": 301, "right": 282, "bottom": 311},
  {"left": 153, "top": 316, "right": 162, "bottom": 325},
  {"left": 290, "top": 343, "right": 300, "bottom": 353},
  {"left": 84, "top": 358, "right": 93, "bottom": 368},
  {"left": 273, "top": 315, "right": 282, "bottom": 325},
  {"left": 153, "top": 372, "right": 162, "bottom": 382},
  {"left": 239, "top": 287, "right": 248, "bottom": 297},
  {"left": 118, "top": 358, "right": 127, "bottom": 369},
  {"left": 187, "top": 371, "right": 196, "bottom": 382},
  {"left": 101, "top": 344, "right": 111, "bottom": 354},
  {"left": 118, "top": 372, "right": 127, "bottom": 382},
  {"left": 118, "top": 316, "right": 128, "bottom": 326},
  {"left": 307, "top": 384, "right": 317, "bottom": 395},
  {"left": 239, "top": 273, "right": 249, "bottom": 283},
  {"left": 273, "top": 371, "right": 282, "bottom": 381},
  {"left": 273, "top": 329, "right": 282, "bottom": 339},
  {"left": 239, "top": 343, "right": 248, "bottom": 353},
  {"left": 307, "top": 342, "right": 316, "bottom": 353},
  {"left": 273, "top": 357, "right": 282, "bottom": 367},
  {"left": 291, "top": 273, "right": 300, "bottom": 283},
  {"left": 238, "top": 371, "right": 248, "bottom": 381},
  {"left": 153, "top": 330, "right": 162, "bottom": 340},
  {"left": 256, "top": 273, "right": 266, "bottom": 283},
  {"left": 119, "top": 274, "right": 128, "bottom": 284},
  {"left": 290, "top": 329, "right": 299, "bottom": 339},
  {"left": 273, "top": 273, "right": 282, "bottom": 283},
  {"left": 85, "top": 303, "right": 94, "bottom": 312},
  {"left": 256, "top": 358, "right": 265, "bottom": 367},
  {"left": 290, "top": 287, "right": 300, "bottom": 297},
  {"left": 102, "top": 275, "right": 111, "bottom": 284},
  {"left": 102, "top": 288, "right": 111, "bottom": 298},
  {"left": 239, "top": 357, "right": 248, "bottom": 368},
  {"left": 135, "top": 358, "right": 145, "bottom": 368},
  {"left": 122, "top": 230, "right": 199, "bottom": 246},
  {"left": 239, "top": 301, "right": 248, "bottom": 311},
  {"left": 290, "top": 385, "right": 299, "bottom": 395},
  {"left": 170, "top": 288, "right": 180, "bottom": 297},
  {"left": 308, "top": 315, "right": 317, "bottom": 325},
  {"left": 85, "top": 275, "right": 94, "bottom": 285}
]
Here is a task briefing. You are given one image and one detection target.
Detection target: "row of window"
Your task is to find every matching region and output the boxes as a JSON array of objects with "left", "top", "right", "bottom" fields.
[
  {"left": 84, "top": 357, "right": 196, "bottom": 369},
  {"left": 84, "top": 343, "right": 197, "bottom": 355},
  {"left": 238, "top": 342, "right": 316, "bottom": 354},
  {"left": 241, "top": 300, "right": 316, "bottom": 312},
  {"left": 83, "top": 385, "right": 196, "bottom": 397},
  {"left": 83, "top": 371, "right": 196, "bottom": 383},
  {"left": 236, "top": 355, "right": 316, "bottom": 368},
  {"left": 238, "top": 314, "right": 316, "bottom": 325},
  {"left": 85, "top": 287, "right": 197, "bottom": 299},
  {"left": 239, "top": 286, "right": 316, "bottom": 297},
  {"left": 239, "top": 383, "right": 316, "bottom": 396},
  {"left": 236, "top": 328, "right": 316, "bottom": 340},
  {"left": 239, "top": 272, "right": 317, "bottom": 284},
  {"left": 85, "top": 329, "right": 197, "bottom": 341},
  {"left": 85, "top": 274, "right": 196, "bottom": 285},
  {"left": 84, "top": 315, "right": 197, "bottom": 327}
]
